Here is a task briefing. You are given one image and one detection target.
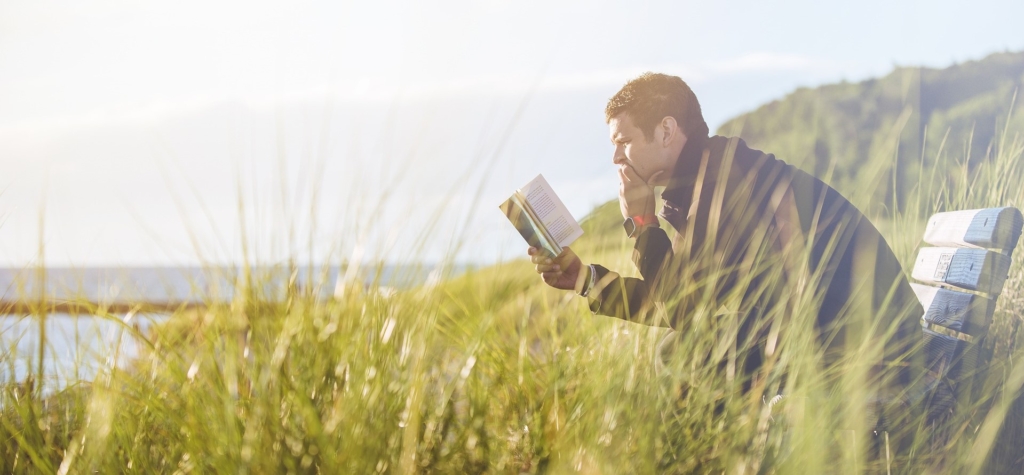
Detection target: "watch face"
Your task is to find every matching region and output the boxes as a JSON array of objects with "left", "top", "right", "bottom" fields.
[{"left": 623, "top": 217, "right": 637, "bottom": 237}]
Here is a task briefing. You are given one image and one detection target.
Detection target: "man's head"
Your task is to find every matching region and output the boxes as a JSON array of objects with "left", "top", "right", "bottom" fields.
[{"left": 605, "top": 73, "right": 708, "bottom": 186}]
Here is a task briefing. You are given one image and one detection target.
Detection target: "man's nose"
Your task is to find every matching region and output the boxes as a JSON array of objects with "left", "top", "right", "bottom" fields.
[{"left": 612, "top": 145, "right": 626, "bottom": 165}]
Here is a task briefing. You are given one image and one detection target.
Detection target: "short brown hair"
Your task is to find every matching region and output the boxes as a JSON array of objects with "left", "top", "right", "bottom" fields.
[{"left": 605, "top": 72, "right": 709, "bottom": 142}]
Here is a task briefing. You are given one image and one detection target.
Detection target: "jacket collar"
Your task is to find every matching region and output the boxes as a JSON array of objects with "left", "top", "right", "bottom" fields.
[{"left": 661, "top": 134, "right": 710, "bottom": 204}]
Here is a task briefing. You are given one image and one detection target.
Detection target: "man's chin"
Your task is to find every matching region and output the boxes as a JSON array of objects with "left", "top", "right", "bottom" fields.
[{"left": 649, "top": 175, "right": 670, "bottom": 187}]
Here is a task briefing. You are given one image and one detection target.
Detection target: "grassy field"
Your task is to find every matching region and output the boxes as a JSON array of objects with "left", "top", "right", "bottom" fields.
[{"left": 4, "top": 124, "right": 1024, "bottom": 474}]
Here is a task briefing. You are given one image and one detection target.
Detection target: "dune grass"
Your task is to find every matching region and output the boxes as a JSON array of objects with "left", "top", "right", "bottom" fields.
[{"left": 4, "top": 120, "right": 1024, "bottom": 474}]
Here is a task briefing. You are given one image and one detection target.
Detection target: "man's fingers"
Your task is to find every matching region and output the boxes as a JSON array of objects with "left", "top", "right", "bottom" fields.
[
  {"left": 530, "top": 247, "right": 559, "bottom": 263},
  {"left": 541, "top": 271, "right": 562, "bottom": 285},
  {"left": 554, "top": 253, "right": 576, "bottom": 268},
  {"left": 620, "top": 163, "right": 645, "bottom": 184},
  {"left": 618, "top": 166, "right": 637, "bottom": 187},
  {"left": 532, "top": 246, "right": 574, "bottom": 287},
  {"left": 535, "top": 263, "right": 560, "bottom": 273},
  {"left": 554, "top": 247, "right": 573, "bottom": 260},
  {"left": 618, "top": 166, "right": 635, "bottom": 186}
]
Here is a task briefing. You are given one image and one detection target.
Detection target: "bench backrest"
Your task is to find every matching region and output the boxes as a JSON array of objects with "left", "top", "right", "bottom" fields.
[{"left": 909, "top": 207, "right": 1023, "bottom": 431}]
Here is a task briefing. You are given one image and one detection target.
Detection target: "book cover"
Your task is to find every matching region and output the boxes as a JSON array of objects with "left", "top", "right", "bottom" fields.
[{"left": 499, "top": 174, "right": 583, "bottom": 257}]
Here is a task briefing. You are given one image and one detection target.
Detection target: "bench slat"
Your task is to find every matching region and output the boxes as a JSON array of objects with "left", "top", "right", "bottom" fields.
[
  {"left": 910, "top": 283, "right": 994, "bottom": 336},
  {"left": 920, "top": 328, "right": 983, "bottom": 428},
  {"left": 911, "top": 247, "right": 1012, "bottom": 294},
  {"left": 922, "top": 207, "right": 1024, "bottom": 251},
  {"left": 922, "top": 330, "right": 965, "bottom": 382}
]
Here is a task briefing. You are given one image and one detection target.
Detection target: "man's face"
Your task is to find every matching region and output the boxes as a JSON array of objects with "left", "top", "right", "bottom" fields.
[{"left": 608, "top": 113, "right": 675, "bottom": 186}]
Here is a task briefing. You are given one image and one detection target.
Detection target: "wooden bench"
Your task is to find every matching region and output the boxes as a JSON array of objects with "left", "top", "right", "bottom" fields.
[{"left": 908, "top": 207, "right": 1024, "bottom": 452}]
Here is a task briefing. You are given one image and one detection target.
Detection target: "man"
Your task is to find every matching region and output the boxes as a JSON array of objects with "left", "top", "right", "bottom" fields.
[{"left": 528, "top": 73, "right": 925, "bottom": 433}]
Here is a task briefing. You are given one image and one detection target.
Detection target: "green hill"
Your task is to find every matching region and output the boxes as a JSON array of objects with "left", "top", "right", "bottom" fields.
[
  {"left": 716, "top": 51, "right": 1024, "bottom": 215},
  {"left": 7, "top": 52, "right": 1024, "bottom": 474}
]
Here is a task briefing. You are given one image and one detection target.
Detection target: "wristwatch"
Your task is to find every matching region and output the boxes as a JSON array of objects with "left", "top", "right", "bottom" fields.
[{"left": 623, "top": 215, "right": 659, "bottom": 238}]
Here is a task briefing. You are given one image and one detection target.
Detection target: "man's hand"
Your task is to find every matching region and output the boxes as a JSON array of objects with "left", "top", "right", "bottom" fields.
[
  {"left": 618, "top": 165, "right": 663, "bottom": 219},
  {"left": 528, "top": 246, "right": 583, "bottom": 291}
]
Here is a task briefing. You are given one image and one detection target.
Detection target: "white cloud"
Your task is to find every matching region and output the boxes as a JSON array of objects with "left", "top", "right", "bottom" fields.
[
  {"left": 1, "top": 54, "right": 843, "bottom": 137},
  {"left": 708, "top": 52, "right": 855, "bottom": 76}
]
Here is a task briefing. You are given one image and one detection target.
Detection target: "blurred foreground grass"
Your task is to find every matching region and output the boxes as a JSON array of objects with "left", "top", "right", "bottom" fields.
[{"left": 5, "top": 127, "right": 1024, "bottom": 474}]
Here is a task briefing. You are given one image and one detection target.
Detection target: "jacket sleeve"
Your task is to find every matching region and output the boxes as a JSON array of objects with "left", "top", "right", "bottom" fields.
[{"left": 586, "top": 227, "right": 673, "bottom": 327}]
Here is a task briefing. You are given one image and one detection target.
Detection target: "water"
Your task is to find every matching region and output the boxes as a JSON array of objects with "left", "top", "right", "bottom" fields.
[
  {"left": 1, "top": 312, "right": 165, "bottom": 394},
  {"left": 0, "top": 264, "right": 463, "bottom": 393}
]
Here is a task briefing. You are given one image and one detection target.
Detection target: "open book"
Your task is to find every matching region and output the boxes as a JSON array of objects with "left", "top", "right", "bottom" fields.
[{"left": 499, "top": 174, "right": 583, "bottom": 257}]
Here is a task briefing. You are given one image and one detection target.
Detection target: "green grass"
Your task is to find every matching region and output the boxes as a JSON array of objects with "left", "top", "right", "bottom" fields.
[{"left": 4, "top": 123, "right": 1024, "bottom": 474}]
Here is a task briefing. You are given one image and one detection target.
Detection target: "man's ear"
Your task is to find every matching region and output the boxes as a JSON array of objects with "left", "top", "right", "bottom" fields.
[{"left": 660, "top": 116, "right": 679, "bottom": 147}]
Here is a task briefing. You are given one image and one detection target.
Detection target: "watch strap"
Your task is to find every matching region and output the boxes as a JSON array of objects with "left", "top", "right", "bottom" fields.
[
  {"left": 631, "top": 215, "right": 659, "bottom": 227},
  {"left": 578, "top": 264, "right": 597, "bottom": 297}
]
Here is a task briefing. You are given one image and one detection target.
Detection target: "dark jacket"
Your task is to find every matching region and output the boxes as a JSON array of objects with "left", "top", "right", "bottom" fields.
[{"left": 587, "top": 135, "right": 924, "bottom": 391}]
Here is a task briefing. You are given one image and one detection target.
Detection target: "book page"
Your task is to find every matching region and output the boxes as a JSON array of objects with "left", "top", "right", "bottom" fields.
[{"left": 520, "top": 174, "right": 584, "bottom": 248}]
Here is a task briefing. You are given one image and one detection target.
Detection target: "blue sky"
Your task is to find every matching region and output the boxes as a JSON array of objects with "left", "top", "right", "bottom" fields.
[{"left": 2, "top": 0, "right": 1023, "bottom": 266}]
